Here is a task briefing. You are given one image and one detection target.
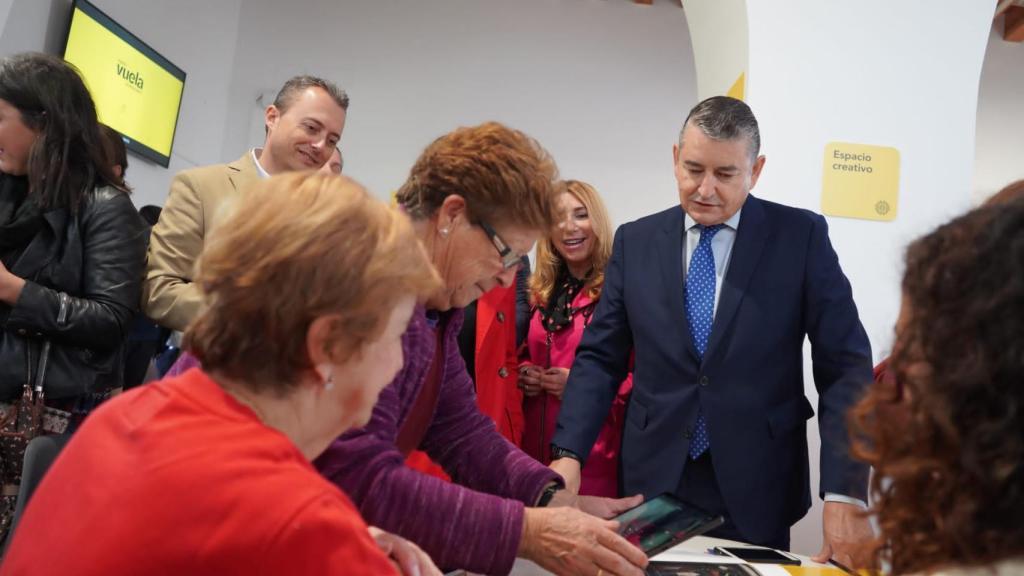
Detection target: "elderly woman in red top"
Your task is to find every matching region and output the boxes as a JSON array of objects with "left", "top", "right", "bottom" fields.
[
  {"left": 519, "top": 180, "right": 633, "bottom": 497},
  {"left": 2, "top": 173, "right": 442, "bottom": 576}
]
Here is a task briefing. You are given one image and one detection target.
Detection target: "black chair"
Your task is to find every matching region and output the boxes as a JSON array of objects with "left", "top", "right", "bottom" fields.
[{"left": 1, "top": 434, "right": 69, "bottom": 555}]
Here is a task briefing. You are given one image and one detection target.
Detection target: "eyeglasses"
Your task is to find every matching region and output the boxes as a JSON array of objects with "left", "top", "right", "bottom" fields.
[{"left": 478, "top": 220, "right": 523, "bottom": 270}]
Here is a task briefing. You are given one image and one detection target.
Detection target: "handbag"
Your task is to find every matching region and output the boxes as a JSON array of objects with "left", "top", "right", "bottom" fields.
[
  {"left": 0, "top": 338, "right": 71, "bottom": 542},
  {"left": 0, "top": 296, "right": 75, "bottom": 541},
  {"left": 1, "top": 339, "right": 72, "bottom": 476}
]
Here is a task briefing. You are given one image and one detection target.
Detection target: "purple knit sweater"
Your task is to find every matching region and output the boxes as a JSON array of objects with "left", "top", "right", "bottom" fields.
[{"left": 314, "top": 306, "right": 561, "bottom": 575}]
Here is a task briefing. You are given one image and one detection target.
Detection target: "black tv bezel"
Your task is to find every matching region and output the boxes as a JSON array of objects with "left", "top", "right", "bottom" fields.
[{"left": 62, "top": 0, "right": 186, "bottom": 168}]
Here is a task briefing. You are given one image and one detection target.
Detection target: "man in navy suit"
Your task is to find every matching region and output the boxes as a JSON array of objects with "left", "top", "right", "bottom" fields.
[{"left": 550, "top": 96, "right": 874, "bottom": 567}]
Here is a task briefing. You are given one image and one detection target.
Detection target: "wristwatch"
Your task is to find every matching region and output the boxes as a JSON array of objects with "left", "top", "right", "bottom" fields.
[
  {"left": 549, "top": 444, "right": 583, "bottom": 465},
  {"left": 537, "top": 483, "right": 561, "bottom": 507}
]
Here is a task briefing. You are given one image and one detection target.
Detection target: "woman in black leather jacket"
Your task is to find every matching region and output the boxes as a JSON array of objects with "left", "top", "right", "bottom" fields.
[{"left": 0, "top": 53, "right": 146, "bottom": 530}]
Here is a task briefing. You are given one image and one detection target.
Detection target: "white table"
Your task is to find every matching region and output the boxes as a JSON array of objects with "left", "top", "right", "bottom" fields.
[{"left": 508, "top": 535, "right": 841, "bottom": 575}]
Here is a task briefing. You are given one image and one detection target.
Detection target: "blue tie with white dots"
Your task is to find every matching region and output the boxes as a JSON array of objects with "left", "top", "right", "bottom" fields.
[{"left": 686, "top": 224, "right": 724, "bottom": 459}]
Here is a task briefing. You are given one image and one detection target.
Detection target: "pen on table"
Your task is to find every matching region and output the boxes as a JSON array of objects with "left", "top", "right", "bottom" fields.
[{"left": 828, "top": 558, "right": 858, "bottom": 575}]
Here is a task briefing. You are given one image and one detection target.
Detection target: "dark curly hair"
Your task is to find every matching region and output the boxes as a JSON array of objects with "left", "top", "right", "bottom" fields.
[
  {"left": 850, "top": 199, "right": 1024, "bottom": 574},
  {"left": 984, "top": 179, "right": 1024, "bottom": 207}
]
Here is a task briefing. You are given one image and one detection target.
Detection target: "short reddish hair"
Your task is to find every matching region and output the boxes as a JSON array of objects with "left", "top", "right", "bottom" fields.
[
  {"left": 395, "top": 121, "right": 559, "bottom": 231},
  {"left": 185, "top": 172, "right": 440, "bottom": 394}
]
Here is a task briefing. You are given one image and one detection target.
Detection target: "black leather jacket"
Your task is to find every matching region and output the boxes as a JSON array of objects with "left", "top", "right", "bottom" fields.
[{"left": 0, "top": 187, "right": 146, "bottom": 401}]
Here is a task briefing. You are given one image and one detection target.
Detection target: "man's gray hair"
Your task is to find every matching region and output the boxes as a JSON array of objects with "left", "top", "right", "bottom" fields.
[
  {"left": 679, "top": 96, "right": 760, "bottom": 160},
  {"left": 273, "top": 75, "right": 349, "bottom": 113}
]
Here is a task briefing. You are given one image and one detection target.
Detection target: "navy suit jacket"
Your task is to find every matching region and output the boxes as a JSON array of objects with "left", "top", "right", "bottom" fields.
[{"left": 553, "top": 194, "right": 872, "bottom": 543}]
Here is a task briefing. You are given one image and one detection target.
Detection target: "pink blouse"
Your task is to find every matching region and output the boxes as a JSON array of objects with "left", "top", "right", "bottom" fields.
[{"left": 520, "top": 291, "right": 632, "bottom": 497}]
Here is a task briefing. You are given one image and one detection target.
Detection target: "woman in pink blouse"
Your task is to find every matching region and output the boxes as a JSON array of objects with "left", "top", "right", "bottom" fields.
[{"left": 519, "top": 180, "right": 632, "bottom": 497}]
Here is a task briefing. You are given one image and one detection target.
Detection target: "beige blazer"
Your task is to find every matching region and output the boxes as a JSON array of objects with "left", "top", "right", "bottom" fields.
[{"left": 142, "top": 152, "right": 261, "bottom": 332}]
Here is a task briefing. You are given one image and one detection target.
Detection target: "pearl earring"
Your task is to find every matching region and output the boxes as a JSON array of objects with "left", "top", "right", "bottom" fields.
[
  {"left": 318, "top": 364, "right": 334, "bottom": 391},
  {"left": 440, "top": 228, "right": 449, "bottom": 237}
]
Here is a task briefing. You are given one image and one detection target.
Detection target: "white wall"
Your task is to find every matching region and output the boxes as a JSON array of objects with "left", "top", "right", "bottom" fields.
[
  {"left": 223, "top": 0, "right": 696, "bottom": 227},
  {"left": 0, "top": 0, "right": 243, "bottom": 208},
  {"left": 0, "top": 1, "right": 13, "bottom": 31},
  {"left": 682, "top": 0, "right": 748, "bottom": 100},
  {"left": 0, "top": 0, "right": 70, "bottom": 57},
  {"left": 744, "top": 0, "right": 994, "bottom": 555},
  {"left": 973, "top": 17, "right": 1024, "bottom": 204}
]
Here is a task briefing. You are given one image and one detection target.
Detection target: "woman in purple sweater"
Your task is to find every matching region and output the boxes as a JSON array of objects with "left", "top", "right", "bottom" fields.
[{"left": 315, "top": 123, "right": 647, "bottom": 576}]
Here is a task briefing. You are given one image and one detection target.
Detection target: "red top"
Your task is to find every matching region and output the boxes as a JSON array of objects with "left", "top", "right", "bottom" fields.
[{"left": 1, "top": 368, "right": 397, "bottom": 576}]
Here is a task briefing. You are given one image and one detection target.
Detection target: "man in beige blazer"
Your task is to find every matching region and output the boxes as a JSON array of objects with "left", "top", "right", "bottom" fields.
[{"left": 143, "top": 75, "right": 348, "bottom": 331}]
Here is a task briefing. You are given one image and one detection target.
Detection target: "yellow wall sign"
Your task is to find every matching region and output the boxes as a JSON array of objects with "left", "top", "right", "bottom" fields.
[{"left": 821, "top": 142, "right": 900, "bottom": 222}]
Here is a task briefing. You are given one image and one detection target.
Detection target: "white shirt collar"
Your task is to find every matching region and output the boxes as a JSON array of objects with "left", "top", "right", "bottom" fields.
[
  {"left": 684, "top": 206, "right": 743, "bottom": 232},
  {"left": 251, "top": 148, "right": 271, "bottom": 179}
]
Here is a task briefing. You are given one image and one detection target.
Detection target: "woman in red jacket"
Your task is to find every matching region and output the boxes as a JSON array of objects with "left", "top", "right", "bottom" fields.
[{"left": 519, "top": 180, "right": 632, "bottom": 497}]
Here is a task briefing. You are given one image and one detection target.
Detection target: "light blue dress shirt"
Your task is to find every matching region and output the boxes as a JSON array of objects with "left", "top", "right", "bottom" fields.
[{"left": 683, "top": 209, "right": 742, "bottom": 319}]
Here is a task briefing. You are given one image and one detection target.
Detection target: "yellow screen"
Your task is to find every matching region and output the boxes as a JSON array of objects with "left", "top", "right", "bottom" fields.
[{"left": 64, "top": 4, "right": 184, "bottom": 160}]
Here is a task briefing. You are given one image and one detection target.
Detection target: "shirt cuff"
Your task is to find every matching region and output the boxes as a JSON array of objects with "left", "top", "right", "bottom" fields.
[{"left": 824, "top": 492, "right": 867, "bottom": 509}]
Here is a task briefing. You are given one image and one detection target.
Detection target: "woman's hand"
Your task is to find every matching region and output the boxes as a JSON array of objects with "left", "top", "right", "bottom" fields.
[
  {"left": 540, "top": 367, "right": 570, "bottom": 399},
  {"left": 0, "top": 260, "right": 26, "bottom": 305},
  {"left": 519, "top": 506, "right": 647, "bottom": 576},
  {"left": 518, "top": 364, "right": 543, "bottom": 397},
  {"left": 368, "top": 526, "right": 442, "bottom": 576},
  {"left": 576, "top": 494, "right": 644, "bottom": 520},
  {"left": 549, "top": 489, "right": 644, "bottom": 520}
]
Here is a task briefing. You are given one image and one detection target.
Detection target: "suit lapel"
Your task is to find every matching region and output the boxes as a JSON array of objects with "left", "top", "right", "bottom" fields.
[
  {"left": 660, "top": 208, "right": 700, "bottom": 363},
  {"left": 227, "top": 151, "right": 261, "bottom": 193},
  {"left": 704, "top": 195, "right": 769, "bottom": 364}
]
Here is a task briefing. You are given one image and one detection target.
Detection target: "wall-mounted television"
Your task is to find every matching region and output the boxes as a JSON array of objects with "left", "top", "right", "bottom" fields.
[{"left": 63, "top": 0, "right": 185, "bottom": 168}]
